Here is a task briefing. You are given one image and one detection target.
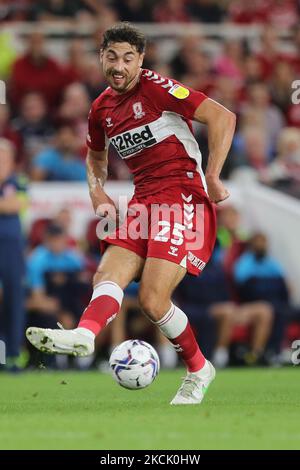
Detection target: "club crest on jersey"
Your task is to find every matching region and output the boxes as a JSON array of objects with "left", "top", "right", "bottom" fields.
[
  {"left": 133, "top": 102, "right": 145, "bottom": 119},
  {"left": 168, "top": 84, "right": 190, "bottom": 100},
  {"left": 110, "top": 124, "right": 157, "bottom": 158}
]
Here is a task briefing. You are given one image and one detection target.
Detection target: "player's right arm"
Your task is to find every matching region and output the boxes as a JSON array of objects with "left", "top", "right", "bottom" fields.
[
  {"left": 87, "top": 148, "right": 118, "bottom": 219},
  {"left": 86, "top": 101, "right": 117, "bottom": 218}
]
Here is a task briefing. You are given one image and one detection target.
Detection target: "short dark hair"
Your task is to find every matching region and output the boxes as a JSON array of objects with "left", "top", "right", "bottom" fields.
[{"left": 101, "top": 22, "right": 146, "bottom": 54}]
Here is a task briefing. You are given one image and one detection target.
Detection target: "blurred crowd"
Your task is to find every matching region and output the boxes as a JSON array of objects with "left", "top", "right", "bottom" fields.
[
  {"left": 1, "top": 0, "right": 300, "bottom": 26},
  {"left": 1, "top": 0, "right": 300, "bottom": 371}
]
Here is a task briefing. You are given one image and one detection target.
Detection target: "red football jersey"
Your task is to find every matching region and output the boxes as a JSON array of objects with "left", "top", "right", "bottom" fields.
[{"left": 87, "top": 69, "right": 208, "bottom": 196}]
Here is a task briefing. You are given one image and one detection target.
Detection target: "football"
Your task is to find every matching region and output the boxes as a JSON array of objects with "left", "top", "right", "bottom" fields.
[{"left": 109, "top": 339, "right": 160, "bottom": 390}]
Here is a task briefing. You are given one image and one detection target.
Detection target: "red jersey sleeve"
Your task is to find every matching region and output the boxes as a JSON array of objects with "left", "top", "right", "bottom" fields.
[
  {"left": 86, "top": 102, "right": 106, "bottom": 151},
  {"left": 143, "top": 71, "right": 208, "bottom": 120}
]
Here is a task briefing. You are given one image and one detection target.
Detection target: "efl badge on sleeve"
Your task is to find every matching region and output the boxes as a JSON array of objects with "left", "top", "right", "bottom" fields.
[{"left": 168, "top": 84, "right": 190, "bottom": 99}]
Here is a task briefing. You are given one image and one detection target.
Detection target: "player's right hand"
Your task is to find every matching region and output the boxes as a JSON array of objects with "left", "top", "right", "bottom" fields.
[
  {"left": 95, "top": 199, "right": 120, "bottom": 239},
  {"left": 96, "top": 202, "right": 117, "bottom": 220},
  {"left": 91, "top": 191, "right": 117, "bottom": 219}
]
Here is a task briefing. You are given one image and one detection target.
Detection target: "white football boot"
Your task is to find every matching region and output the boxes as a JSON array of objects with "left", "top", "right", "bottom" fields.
[
  {"left": 26, "top": 325, "right": 94, "bottom": 357},
  {"left": 170, "top": 361, "right": 216, "bottom": 405}
]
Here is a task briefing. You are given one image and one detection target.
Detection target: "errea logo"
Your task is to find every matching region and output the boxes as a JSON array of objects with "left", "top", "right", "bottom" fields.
[{"left": 110, "top": 124, "right": 157, "bottom": 158}]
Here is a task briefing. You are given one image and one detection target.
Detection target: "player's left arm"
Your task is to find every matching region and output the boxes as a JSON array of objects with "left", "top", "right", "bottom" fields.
[{"left": 193, "top": 98, "right": 236, "bottom": 203}]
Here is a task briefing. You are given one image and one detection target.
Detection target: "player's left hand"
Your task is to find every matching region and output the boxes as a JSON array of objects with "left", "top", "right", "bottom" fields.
[{"left": 205, "top": 175, "right": 230, "bottom": 204}]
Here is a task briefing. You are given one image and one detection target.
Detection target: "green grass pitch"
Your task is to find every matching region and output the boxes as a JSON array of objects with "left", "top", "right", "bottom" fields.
[{"left": 0, "top": 368, "right": 299, "bottom": 450}]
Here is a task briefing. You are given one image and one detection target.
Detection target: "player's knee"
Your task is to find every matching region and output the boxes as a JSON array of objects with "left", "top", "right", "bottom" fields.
[
  {"left": 93, "top": 270, "right": 106, "bottom": 287},
  {"left": 92, "top": 270, "right": 121, "bottom": 289},
  {"left": 138, "top": 291, "right": 158, "bottom": 318},
  {"left": 138, "top": 289, "right": 169, "bottom": 321}
]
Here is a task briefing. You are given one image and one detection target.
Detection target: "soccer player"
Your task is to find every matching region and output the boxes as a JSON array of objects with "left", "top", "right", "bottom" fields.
[{"left": 27, "top": 23, "right": 236, "bottom": 405}]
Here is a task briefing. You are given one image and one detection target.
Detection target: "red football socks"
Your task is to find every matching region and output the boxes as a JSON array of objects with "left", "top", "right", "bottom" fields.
[
  {"left": 156, "top": 303, "right": 206, "bottom": 372},
  {"left": 78, "top": 281, "right": 124, "bottom": 336}
]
